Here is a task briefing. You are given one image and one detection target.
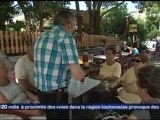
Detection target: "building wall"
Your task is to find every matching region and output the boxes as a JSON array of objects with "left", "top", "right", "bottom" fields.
[{"left": 129, "top": 9, "right": 146, "bottom": 21}]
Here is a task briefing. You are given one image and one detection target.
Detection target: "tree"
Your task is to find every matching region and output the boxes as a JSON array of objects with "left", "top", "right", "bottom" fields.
[
  {"left": 101, "top": 3, "right": 128, "bottom": 36},
  {"left": 6, "top": 20, "right": 26, "bottom": 32},
  {"left": 145, "top": 3, "right": 160, "bottom": 38},
  {"left": 85, "top": 1, "right": 125, "bottom": 34},
  {"left": 0, "top": 1, "right": 19, "bottom": 30},
  {"left": 75, "top": 1, "right": 84, "bottom": 33},
  {"left": 17, "top": 1, "right": 70, "bottom": 32},
  {"left": 137, "top": 18, "right": 148, "bottom": 41},
  {"left": 131, "top": 1, "right": 160, "bottom": 39}
]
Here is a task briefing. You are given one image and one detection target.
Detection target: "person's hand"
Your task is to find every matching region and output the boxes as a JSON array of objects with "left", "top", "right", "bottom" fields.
[
  {"left": 100, "top": 76, "right": 104, "bottom": 84},
  {"left": 26, "top": 91, "right": 39, "bottom": 101},
  {"left": 96, "top": 75, "right": 104, "bottom": 80},
  {"left": 80, "top": 77, "right": 85, "bottom": 83}
]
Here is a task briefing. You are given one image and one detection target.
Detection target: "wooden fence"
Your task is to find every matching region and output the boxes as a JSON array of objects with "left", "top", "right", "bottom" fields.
[
  {"left": 0, "top": 31, "right": 40, "bottom": 55},
  {"left": 0, "top": 30, "right": 117, "bottom": 55}
]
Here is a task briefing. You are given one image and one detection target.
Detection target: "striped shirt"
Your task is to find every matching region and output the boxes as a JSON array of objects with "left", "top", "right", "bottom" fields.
[
  {"left": 34, "top": 25, "right": 79, "bottom": 92},
  {"left": 0, "top": 80, "right": 29, "bottom": 103}
]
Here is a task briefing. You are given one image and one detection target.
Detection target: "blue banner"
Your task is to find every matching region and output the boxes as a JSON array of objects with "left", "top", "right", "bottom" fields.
[{"left": 0, "top": 103, "right": 159, "bottom": 110}]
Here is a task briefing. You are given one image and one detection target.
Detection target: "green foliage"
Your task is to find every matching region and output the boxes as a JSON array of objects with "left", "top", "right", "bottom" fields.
[
  {"left": 0, "top": 1, "right": 70, "bottom": 31},
  {"left": 17, "top": 1, "right": 70, "bottom": 31},
  {"left": 145, "top": 2, "right": 160, "bottom": 39},
  {"left": 137, "top": 18, "right": 148, "bottom": 41},
  {"left": 100, "top": 3, "right": 128, "bottom": 35},
  {"left": 0, "top": 1, "right": 19, "bottom": 30},
  {"left": 6, "top": 21, "right": 26, "bottom": 32},
  {"left": 132, "top": 1, "right": 160, "bottom": 39}
]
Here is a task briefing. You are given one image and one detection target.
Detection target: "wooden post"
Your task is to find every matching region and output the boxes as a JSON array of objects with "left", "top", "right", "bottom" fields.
[
  {"left": 10, "top": 31, "right": 15, "bottom": 54},
  {"left": 5, "top": 31, "right": 10, "bottom": 54},
  {"left": 31, "top": 32, "right": 34, "bottom": 44},
  {"left": 15, "top": 32, "right": 19, "bottom": 54},
  {"left": 19, "top": 32, "right": 23, "bottom": 53},
  {"left": 34, "top": 32, "right": 38, "bottom": 43},
  {"left": 23, "top": 32, "right": 27, "bottom": 53},
  {"left": 0, "top": 31, "right": 5, "bottom": 53}
]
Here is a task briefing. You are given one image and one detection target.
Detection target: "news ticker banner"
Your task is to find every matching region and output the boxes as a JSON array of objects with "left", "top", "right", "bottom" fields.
[{"left": 0, "top": 103, "right": 160, "bottom": 110}]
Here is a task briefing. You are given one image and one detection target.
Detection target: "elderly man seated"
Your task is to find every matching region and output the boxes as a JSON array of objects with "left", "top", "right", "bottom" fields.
[
  {"left": 15, "top": 41, "right": 37, "bottom": 94},
  {"left": 0, "top": 58, "right": 46, "bottom": 119}
]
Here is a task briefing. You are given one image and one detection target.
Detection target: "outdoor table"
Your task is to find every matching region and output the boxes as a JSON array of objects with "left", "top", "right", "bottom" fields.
[
  {"left": 68, "top": 77, "right": 100, "bottom": 119},
  {"left": 68, "top": 77, "right": 100, "bottom": 98},
  {"left": 93, "top": 55, "right": 119, "bottom": 60}
]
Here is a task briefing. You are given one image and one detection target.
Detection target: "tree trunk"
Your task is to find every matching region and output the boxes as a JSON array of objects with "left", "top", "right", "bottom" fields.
[
  {"left": 0, "top": 21, "right": 6, "bottom": 31},
  {"left": 33, "top": 1, "right": 44, "bottom": 32},
  {"left": 18, "top": 1, "right": 31, "bottom": 31},
  {"left": 93, "top": 10, "right": 101, "bottom": 34},
  {"left": 89, "top": 11, "right": 94, "bottom": 34},
  {"left": 88, "top": 1, "right": 102, "bottom": 34},
  {"left": 39, "top": 18, "right": 43, "bottom": 32},
  {"left": 38, "top": 1, "right": 44, "bottom": 32},
  {"left": 86, "top": 1, "right": 94, "bottom": 34},
  {"left": 75, "top": 1, "right": 82, "bottom": 33}
]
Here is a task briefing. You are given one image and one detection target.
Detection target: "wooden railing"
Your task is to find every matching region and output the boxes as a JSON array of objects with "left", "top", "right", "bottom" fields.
[{"left": 0, "top": 30, "right": 117, "bottom": 55}]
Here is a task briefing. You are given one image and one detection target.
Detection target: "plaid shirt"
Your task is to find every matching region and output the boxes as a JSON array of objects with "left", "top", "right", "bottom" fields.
[{"left": 34, "top": 25, "right": 79, "bottom": 92}]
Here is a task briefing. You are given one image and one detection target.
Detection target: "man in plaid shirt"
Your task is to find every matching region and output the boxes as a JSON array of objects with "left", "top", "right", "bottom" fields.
[{"left": 34, "top": 10, "right": 86, "bottom": 119}]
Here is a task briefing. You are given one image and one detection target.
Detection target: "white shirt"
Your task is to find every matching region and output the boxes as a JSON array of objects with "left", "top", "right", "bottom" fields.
[
  {"left": 99, "top": 62, "right": 121, "bottom": 88},
  {"left": 15, "top": 55, "right": 35, "bottom": 86}
]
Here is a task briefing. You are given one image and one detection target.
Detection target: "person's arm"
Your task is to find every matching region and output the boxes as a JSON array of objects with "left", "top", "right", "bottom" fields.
[
  {"left": 62, "top": 34, "right": 86, "bottom": 81},
  {"left": 119, "top": 68, "right": 138, "bottom": 93},
  {"left": 25, "top": 91, "right": 38, "bottom": 101},
  {"left": 103, "top": 63, "right": 121, "bottom": 82},
  {"left": 0, "top": 92, "right": 9, "bottom": 103},
  {"left": 18, "top": 79, "right": 37, "bottom": 93},
  {"left": 0, "top": 92, "right": 42, "bottom": 116},
  {"left": 128, "top": 114, "right": 137, "bottom": 120},
  {"left": 119, "top": 71, "right": 127, "bottom": 86},
  {"left": 68, "top": 64, "right": 86, "bottom": 81},
  {"left": 103, "top": 76, "right": 119, "bottom": 82}
]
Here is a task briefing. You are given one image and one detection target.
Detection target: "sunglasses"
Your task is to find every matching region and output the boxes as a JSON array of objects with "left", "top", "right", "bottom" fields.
[{"left": 132, "top": 59, "right": 142, "bottom": 63}]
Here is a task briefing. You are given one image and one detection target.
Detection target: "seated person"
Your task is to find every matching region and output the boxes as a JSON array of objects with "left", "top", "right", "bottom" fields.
[
  {"left": 131, "top": 43, "right": 139, "bottom": 56},
  {"left": 89, "top": 46, "right": 121, "bottom": 103},
  {"left": 0, "top": 58, "right": 44, "bottom": 119},
  {"left": 121, "top": 44, "right": 131, "bottom": 53},
  {"left": 96, "top": 53, "right": 149, "bottom": 117},
  {"left": 15, "top": 41, "right": 37, "bottom": 94},
  {"left": 128, "top": 65, "right": 160, "bottom": 120},
  {"left": 96, "top": 46, "right": 121, "bottom": 90},
  {"left": 117, "top": 53, "right": 149, "bottom": 104}
]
